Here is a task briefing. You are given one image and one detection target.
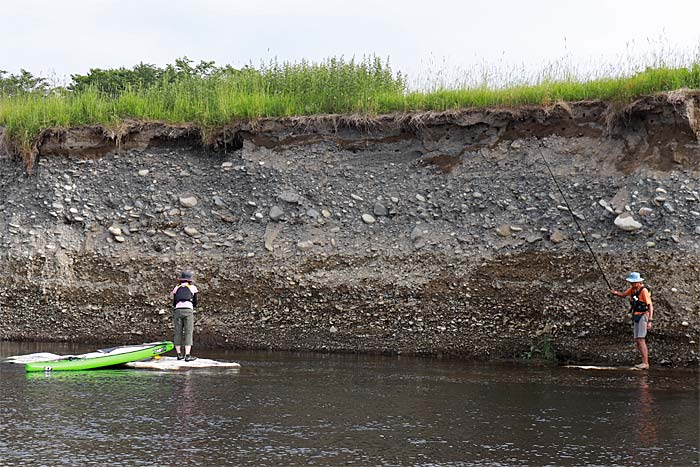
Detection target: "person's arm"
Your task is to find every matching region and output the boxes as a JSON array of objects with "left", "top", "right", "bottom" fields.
[
  {"left": 610, "top": 289, "right": 624, "bottom": 297},
  {"left": 638, "top": 288, "right": 653, "bottom": 325},
  {"left": 192, "top": 292, "right": 199, "bottom": 308}
]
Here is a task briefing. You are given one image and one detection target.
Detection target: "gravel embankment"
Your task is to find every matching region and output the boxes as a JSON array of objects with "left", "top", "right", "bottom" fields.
[{"left": 1, "top": 93, "right": 698, "bottom": 366}]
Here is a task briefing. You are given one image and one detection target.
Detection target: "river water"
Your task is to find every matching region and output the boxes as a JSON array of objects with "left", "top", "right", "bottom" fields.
[{"left": 1, "top": 341, "right": 698, "bottom": 467}]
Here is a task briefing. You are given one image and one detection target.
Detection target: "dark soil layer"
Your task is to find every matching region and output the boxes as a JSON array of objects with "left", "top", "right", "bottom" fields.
[{"left": 1, "top": 91, "right": 698, "bottom": 366}]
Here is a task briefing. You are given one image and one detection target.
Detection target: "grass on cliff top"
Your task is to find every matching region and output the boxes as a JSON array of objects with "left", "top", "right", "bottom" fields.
[{"left": 1, "top": 56, "right": 699, "bottom": 157}]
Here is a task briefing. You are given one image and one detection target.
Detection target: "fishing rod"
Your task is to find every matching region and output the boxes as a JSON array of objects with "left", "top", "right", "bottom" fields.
[{"left": 536, "top": 140, "right": 613, "bottom": 290}]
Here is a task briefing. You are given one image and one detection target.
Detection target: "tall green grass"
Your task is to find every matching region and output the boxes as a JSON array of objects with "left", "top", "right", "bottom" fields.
[{"left": 1, "top": 55, "right": 699, "bottom": 157}]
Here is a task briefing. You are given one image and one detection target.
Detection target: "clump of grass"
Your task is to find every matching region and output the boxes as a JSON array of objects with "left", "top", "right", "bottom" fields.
[
  {"left": 524, "top": 337, "right": 558, "bottom": 362},
  {"left": 1, "top": 53, "right": 699, "bottom": 160}
]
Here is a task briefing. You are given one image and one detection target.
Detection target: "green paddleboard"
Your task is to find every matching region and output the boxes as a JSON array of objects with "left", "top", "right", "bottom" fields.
[{"left": 25, "top": 341, "right": 174, "bottom": 372}]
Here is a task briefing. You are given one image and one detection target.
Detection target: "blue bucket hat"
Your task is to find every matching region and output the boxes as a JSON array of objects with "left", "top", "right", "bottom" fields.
[{"left": 625, "top": 271, "right": 644, "bottom": 283}]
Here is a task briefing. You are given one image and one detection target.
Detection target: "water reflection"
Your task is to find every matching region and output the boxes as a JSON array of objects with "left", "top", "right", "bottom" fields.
[
  {"left": 635, "top": 374, "right": 659, "bottom": 447},
  {"left": 1, "top": 343, "right": 698, "bottom": 467},
  {"left": 24, "top": 368, "right": 153, "bottom": 381},
  {"left": 171, "top": 371, "right": 198, "bottom": 465}
]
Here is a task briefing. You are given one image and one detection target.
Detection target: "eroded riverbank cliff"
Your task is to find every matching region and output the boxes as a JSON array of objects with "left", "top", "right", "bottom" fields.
[{"left": 1, "top": 91, "right": 699, "bottom": 366}]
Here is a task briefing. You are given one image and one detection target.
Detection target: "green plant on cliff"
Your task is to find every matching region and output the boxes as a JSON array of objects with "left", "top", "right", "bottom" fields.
[
  {"left": 0, "top": 53, "right": 699, "bottom": 163},
  {"left": 524, "top": 337, "right": 558, "bottom": 362}
]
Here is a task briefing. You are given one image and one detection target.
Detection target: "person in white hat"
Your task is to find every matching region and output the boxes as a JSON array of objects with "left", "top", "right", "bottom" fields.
[{"left": 610, "top": 272, "right": 653, "bottom": 369}]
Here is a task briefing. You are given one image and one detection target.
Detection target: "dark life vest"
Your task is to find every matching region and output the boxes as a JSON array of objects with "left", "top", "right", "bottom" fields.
[
  {"left": 629, "top": 286, "right": 651, "bottom": 314},
  {"left": 174, "top": 283, "right": 194, "bottom": 304}
]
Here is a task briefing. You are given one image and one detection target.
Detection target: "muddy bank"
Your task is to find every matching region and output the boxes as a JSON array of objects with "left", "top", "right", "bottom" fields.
[{"left": 1, "top": 91, "right": 699, "bottom": 366}]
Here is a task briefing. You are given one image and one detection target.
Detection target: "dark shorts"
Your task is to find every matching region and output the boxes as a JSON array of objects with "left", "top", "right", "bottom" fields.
[{"left": 173, "top": 308, "right": 194, "bottom": 346}]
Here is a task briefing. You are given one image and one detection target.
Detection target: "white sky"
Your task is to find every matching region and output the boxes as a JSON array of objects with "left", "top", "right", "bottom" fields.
[{"left": 1, "top": 0, "right": 698, "bottom": 87}]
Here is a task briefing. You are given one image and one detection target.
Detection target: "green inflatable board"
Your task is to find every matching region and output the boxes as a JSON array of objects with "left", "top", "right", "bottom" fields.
[{"left": 25, "top": 341, "right": 174, "bottom": 372}]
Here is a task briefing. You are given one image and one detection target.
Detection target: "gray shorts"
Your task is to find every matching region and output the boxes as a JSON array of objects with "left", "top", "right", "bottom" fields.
[
  {"left": 633, "top": 315, "right": 648, "bottom": 339},
  {"left": 173, "top": 308, "right": 194, "bottom": 346}
]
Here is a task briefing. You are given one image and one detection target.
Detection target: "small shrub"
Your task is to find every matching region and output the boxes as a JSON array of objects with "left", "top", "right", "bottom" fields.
[{"left": 524, "top": 337, "right": 558, "bottom": 361}]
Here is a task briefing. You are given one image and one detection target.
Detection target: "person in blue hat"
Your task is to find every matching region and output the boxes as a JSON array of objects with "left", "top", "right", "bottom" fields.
[
  {"left": 610, "top": 272, "right": 653, "bottom": 369},
  {"left": 171, "top": 270, "right": 200, "bottom": 361}
]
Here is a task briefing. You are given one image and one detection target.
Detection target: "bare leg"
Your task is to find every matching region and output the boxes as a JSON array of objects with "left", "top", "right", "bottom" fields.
[
  {"left": 636, "top": 338, "right": 649, "bottom": 366},
  {"left": 185, "top": 345, "right": 192, "bottom": 355}
]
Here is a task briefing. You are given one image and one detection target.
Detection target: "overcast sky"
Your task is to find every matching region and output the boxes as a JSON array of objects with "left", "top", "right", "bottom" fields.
[{"left": 2, "top": 0, "right": 698, "bottom": 86}]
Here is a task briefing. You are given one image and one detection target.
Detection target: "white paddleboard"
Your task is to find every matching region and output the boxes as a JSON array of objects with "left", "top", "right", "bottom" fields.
[
  {"left": 564, "top": 365, "right": 643, "bottom": 371},
  {"left": 5, "top": 352, "right": 64, "bottom": 364},
  {"left": 124, "top": 356, "right": 241, "bottom": 370}
]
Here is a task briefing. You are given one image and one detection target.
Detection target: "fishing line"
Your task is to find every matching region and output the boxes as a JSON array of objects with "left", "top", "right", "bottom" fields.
[{"left": 536, "top": 140, "right": 612, "bottom": 290}]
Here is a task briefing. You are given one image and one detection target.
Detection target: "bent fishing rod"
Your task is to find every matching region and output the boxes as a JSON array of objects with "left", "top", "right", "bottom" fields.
[{"left": 536, "top": 140, "right": 612, "bottom": 290}]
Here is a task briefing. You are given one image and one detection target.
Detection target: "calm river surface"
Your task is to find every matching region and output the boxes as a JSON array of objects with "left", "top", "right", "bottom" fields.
[{"left": 1, "top": 341, "right": 698, "bottom": 467}]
